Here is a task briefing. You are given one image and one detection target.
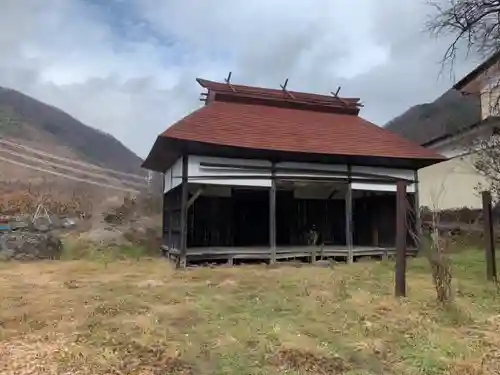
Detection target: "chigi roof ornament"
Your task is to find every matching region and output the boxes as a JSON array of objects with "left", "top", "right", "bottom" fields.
[
  {"left": 280, "top": 78, "right": 295, "bottom": 99},
  {"left": 224, "top": 71, "right": 236, "bottom": 92},
  {"left": 196, "top": 77, "right": 364, "bottom": 113}
]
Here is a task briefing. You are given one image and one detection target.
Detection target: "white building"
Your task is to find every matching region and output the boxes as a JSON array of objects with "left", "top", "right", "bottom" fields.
[{"left": 395, "top": 52, "right": 500, "bottom": 210}]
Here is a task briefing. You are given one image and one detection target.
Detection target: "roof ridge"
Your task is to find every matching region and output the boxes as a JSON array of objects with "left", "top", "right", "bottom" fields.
[
  {"left": 202, "top": 97, "right": 361, "bottom": 116},
  {"left": 197, "top": 78, "right": 361, "bottom": 101},
  {"left": 196, "top": 78, "right": 362, "bottom": 115}
]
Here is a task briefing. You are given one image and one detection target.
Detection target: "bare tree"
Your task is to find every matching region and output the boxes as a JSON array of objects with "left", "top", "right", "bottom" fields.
[
  {"left": 428, "top": 1, "right": 500, "bottom": 198},
  {"left": 427, "top": 0, "right": 500, "bottom": 65},
  {"left": 473, "top": 133, "right": 500, "bottom": 198}
]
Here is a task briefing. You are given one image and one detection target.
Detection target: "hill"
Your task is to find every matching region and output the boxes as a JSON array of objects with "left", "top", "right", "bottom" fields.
[
  {"left": 0, "top": 86, "right": 143, "bottom": 175},
  {"left": 385, "top": 89, "right": 481, "bottom": 145},
  {"left": 0, "top": 86, "right": 150, "bottom": 216}
]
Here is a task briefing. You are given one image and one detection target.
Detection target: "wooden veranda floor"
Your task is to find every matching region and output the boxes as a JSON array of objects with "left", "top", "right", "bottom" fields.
[{"left": 161, "top": 245, "right": 418, "bottom": 264}]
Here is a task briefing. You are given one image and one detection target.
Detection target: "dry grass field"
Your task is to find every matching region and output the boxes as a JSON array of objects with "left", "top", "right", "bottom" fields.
[{"left": 0, "top": 250, "right": 499, "bottom": 374}]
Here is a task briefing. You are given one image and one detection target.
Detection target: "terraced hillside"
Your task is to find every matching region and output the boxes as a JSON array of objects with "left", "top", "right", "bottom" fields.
[{"left": 0, "top": 86, "right": 149, "bottom": 214}]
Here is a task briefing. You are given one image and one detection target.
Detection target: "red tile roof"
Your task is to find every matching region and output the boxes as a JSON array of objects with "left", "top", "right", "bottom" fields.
[
  {"left": 161, "top": 100, "right": 443, "bottom": 161},
  {"left": 142, "top": 79, "right": 445, "bottom": 172}
]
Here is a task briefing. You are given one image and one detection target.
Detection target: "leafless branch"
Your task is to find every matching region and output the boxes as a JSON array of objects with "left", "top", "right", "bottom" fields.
[
  {"left": 427, "top": 0, "right": 500, "bottom": 66},
  {"left": 427, "top": 1, "right": 500, "bottom": 196}
]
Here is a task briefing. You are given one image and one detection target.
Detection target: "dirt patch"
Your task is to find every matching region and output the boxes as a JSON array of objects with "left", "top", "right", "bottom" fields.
[
  {"left": 153, "top": 304, "right": 202, "bottom": 331},
  {"left": 217, "top": 278, "right": 237, "bottom": 287},
  {"left": 270, "top": 348, "right": 349, "bottom": 374},
  {"left": 92, "top": 300, "right": 150, "bottom": 317},
  {"left": 481, "top": 348, "right": 500, "bottom": 375},
  {"left": 102, "top": 341, "right": 195, "bottom": 375},
  {"left": 137, "top": 279, "right": 165, "bottom": 288},
  {"left": 0, "top": 335, "right": 68, "bottom": 375}
]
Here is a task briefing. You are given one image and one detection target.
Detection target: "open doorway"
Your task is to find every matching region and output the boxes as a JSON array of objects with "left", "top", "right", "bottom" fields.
[
  {"left": 232, "top": 188, "right": 269, "bottom": 246},
  {"left": 352, "top": 191, "right": 417, "bottom": 248},
  {"left": 275, "top": 181, "right": 347, "bottom": 246}
]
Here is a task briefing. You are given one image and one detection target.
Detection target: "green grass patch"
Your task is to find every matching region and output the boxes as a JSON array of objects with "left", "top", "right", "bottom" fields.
[{"left": 60, "top": 237, "right": 157, "bottom": 262}]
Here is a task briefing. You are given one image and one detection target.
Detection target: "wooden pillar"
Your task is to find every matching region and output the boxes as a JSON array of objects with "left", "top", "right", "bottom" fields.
[
  {"left": 395, "top": 180, "right": 407, "bottom": 297},
  {"left": 269, "top": 164, "right": 277, "bottom": 264},
  {"left": 161, "top": 173, "right": 173, "bottom": 256},
  {"left": 177, "top": 154, "right": 189, "bottom": 269},
  {"left": 370, "top": 193, "right": 379, "bottom": 247},
  {"left": 482, "top": 191, "right": 497, "bottom": 281},
  {"left": 168, "top": 210, "right": 173, "bottom": 250},
  {"left": 345, "top": 168, "right": 353, "bottom": 263},
  {"left": 413, "top": 170, "right": 422, "bottom": 251},
  {"left": 372, "top": 223, "right": 379, "bottom": 247},
  {"left": 161, "top": 172, "right": 166, "bottom": 236}
]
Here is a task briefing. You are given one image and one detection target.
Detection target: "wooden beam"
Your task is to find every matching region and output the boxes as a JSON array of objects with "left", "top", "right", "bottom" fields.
[
  {"left": 168, "top": 211, "right": 173, "bottom": 252},
  {"left": 395, "top": 180, "right": 407, "bottom": 297},
  {"left": 163, "top": 179, "right": 173, "bottom": 253},
  {"left": 370, "top": 193, "right": 379, "bottom": 247},
  {"left": 413, "top": 171, "right": 422, "bottom": 251},
  {"left": 161, "top": 172, "right": 166, "bottom": 243},
  {"left": 187, "top": 174, "right": 411, "bottom": 185},
  {"left": 327, "top": 188, "right": 338, "bottom": 200},
  {"left": 482, "top": 190, "right": 497, "bottom": 281},
  {"left": 177, "top": 154, "right": 189, "bottom": 269},
  {"left": 187, "top": 186, "right": 205, "bottom": 209},
  {"left": 372, "top": 221, "right": 379, "bottom": 247},
  {"left": 345, "top": 166, "right": 353, "bottom": 264},
  {"left": 269, "top": 163, "right": 277, "bottom": 264}
]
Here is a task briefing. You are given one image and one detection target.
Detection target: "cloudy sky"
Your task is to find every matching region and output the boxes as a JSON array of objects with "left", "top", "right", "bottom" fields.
[{"left": 1, "top": 0, "right": 483, "bottom": 158}]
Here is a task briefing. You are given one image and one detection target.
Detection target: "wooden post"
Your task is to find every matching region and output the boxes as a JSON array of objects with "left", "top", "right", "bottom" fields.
[
  {"left": 482, "top": 191, "right": 497, "bottom": 281},
  {"left": 187, "top": 186, "right": 205, "bottom": 209},
  {"left": 395, "top": 180, "right": 407, "bottom": 297},
  {"left": 161, "top": 172, "right": 166, "bottom": 236},
  {"left": 372, "top": 196, "right": 379, "bottom": 247},
  {"left": 168, "top": 210, "right": 173, "bottom": 252},
  {"left": 413, "top": 171, "right": 422, "bottom": 251},
  {"left": 345, "top": 179, "right": 353, "bottom": 264},
  {"left": 162, "top": 201, "right": 169, "bottom": 255},
  {"left": 372, "top": 224, "right": 379, "bottom": 247},
  {"left": 269, "top": 165, "right": 277, "bottom": 264},
  {"left": 161, "top": 173, "right": 172, "bottom": 257},
  {"left": 311, "top": 245, "right": 317, "bottom": 264},
  {"left": 177, "top": 155, "right": 189, "bottom": 269}
]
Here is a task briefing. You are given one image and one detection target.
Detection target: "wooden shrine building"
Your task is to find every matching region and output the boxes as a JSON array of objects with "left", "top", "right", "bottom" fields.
[{"left": 142, "top": 77, "right": 445, "bottom": 266}]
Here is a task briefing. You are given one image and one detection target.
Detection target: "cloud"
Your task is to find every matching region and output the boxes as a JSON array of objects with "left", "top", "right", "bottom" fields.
[{"left": 0, "top": 0, "right": 485, "bottom": 158}]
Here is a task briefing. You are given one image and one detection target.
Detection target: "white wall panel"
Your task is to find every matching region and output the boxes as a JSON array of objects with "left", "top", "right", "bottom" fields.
[
  {"left": 351, "top": 166, "right": 415, "bottom": 181},
  {"left": 275, "top": 161, "right": 347, "bottom": 179},
  {"left": 171, "top": 158, "right": 183, "bottom": 190},
  {"left": 351, "top": 182, "right": 416, "bottom": 193},
  {"left": 163, "top": 169, "right": 171, "bottom": 193},
  {"left": 164, "top": 155, "right": 418, "bottom": 192},
  {"left": 187, "top": 155, "right": 272, "bottom": 187}
]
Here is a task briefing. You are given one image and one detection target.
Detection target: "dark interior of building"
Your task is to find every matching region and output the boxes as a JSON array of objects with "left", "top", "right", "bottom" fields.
[
  {"left": 163, "top": 183, "right": 417, "bottom": 249},
  {"left": 186, "top": 188, "right": 347, "bottom": 247}
]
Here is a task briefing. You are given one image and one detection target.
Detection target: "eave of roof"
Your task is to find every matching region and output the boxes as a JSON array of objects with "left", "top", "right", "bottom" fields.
[
  {"left": 454, "top": 50, "right": 500, "bottom": 90},
  {"left": 422, "top": 116, "right": 500, "bottom": 147},
  {"left": 141, "top": 136, "right": 445, "bottom": 173}
]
